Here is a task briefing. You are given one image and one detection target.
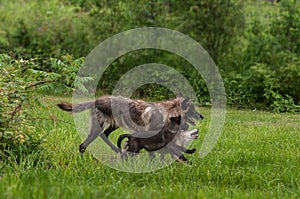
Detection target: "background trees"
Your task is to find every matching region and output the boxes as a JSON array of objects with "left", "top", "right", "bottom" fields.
[{"left": 0, "top": 0, "right": 299, "bottom": 112}]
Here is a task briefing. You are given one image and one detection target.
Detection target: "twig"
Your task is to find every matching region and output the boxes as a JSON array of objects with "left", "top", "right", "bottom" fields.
[{"left": 10, "top": 101, "right": 22, "bottom": 120}]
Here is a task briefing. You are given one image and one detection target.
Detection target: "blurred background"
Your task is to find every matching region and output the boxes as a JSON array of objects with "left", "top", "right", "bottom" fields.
[{"left": 0, "top": 0, "right": 299, "bottom": 112}]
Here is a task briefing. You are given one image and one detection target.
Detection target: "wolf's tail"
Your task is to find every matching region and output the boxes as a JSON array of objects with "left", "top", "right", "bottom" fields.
[
  {"left": 57, "top": 102, "right": 94, "bottom": 113},
  {"left": 117, "top": 134, "right": 130, "bottom": 149}
]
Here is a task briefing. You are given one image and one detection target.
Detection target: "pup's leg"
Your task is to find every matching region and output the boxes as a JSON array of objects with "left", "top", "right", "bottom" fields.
[
  {"left": 178, "top": 154, "right": 190, "bottom": 164},
  {"left": 173, "top": 145, "right": 196, "bottom": 154},
  {"left": 184, "top": 148, "right": 196, "bottom": 154},
  {"left": 175, "top": 146, "right": 195, "bottom": 165},
  {"left": 169, "top": 146, "right": 191, "bottom": 164},
  {"left": 170, "top": 153, "right": 189, "bottom": 163},
  {"left": 169, "top": 147, "right": 185, "bottom": 161}
]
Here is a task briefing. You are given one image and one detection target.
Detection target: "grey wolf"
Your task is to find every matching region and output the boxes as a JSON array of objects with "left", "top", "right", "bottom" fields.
[{"left": 57, "top": 95, "right": 203, "bottom": 154}]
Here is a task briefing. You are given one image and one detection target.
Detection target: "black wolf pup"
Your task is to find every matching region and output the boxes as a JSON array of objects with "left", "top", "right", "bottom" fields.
[{"left": 117, "top": 115, "right": 198, "bottom": 162}]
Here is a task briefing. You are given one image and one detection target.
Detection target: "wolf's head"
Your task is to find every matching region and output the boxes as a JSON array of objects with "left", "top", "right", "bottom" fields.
[{"left": 180, "top": 98, "right": 204, "bottom": 126}]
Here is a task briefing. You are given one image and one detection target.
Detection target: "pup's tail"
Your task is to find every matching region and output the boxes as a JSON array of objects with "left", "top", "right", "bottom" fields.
[
  {"left": 117, "top": 134, "right": 130, "bottom": 149},
  {"left": 57, "top": 102, "right": 94, "bottom": 113}
]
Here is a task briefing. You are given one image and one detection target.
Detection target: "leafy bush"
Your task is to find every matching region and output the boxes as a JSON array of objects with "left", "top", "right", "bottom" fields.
[
  {"left": 225, "top": 59, "right": 300, "bottom": 112},
  {"left": 223, "top": 1, "right": 300, "bottom": 112},
  {"left": 25, "top": 55, "right": 93, "bottom": 94},
  {"left": 0, "top": 54, "right": 41, "bottom": 161},
  {"left": 0, "top": 54, "right": 92, "bottom": 160}
]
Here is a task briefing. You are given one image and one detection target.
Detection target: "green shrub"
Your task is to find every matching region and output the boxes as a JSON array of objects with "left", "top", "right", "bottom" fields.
[
  {"left": 0, "top": 54, "right": 41, "bottom": 161},
  {"left": 0, "top": 54, "right": 92, "bottom": 161},
  {"left": 225, "top": 60, "right": 299, "bottom": 112},
  {"left": 224, "top": 1, "right": 300, "bottom": 112},
  {"left": 24, "top": 55, "right": 92, "bottom": 94}
]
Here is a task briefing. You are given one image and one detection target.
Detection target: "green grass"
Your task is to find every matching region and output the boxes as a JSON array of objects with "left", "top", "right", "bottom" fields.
[{"left": 0, "top": 96, "right": 299, "bottom": 199}]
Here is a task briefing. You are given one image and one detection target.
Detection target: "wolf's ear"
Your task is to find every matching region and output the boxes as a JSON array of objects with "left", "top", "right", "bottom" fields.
[{"left": 181, "top": 98, "right": 189, "bottom": 109}]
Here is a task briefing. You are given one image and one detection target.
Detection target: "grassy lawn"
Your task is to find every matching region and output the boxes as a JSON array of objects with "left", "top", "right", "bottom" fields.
[{"left": 0, "top": 96, "right": 299, "bottom": 199}]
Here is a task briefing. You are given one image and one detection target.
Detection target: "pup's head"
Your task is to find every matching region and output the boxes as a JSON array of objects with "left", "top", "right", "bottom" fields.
[
  {"left": 180, "top": 98, "right": 204, "bottom": 125},
  {"left": 180, "top": 129, "right": 199, "bottom": 144}
]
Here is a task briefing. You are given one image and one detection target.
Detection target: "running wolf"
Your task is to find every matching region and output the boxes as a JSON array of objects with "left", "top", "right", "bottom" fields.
[{"left": 57, "top": 95, "right": 203, "bottom": 153}]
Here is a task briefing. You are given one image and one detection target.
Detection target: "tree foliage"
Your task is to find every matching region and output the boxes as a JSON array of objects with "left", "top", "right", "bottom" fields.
[{"left": 0, "top": 0, "right": 299, "bottom": 112}]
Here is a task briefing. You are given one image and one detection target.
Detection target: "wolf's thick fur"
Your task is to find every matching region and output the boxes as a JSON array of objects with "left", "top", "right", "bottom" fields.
[{"left": 57, "top": 95, "right": 203, "bottom": 153}]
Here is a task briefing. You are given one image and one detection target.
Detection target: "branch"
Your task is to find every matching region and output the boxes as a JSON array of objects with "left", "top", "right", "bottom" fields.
[
  {"left": 9, "top": 80, "right": 55, "bottom": 120},
  {"left": 25, "top": 80, "right": 55, "bottom": 90},
  {"left": 10, "top": 101, "right": 22, "bottom": 120}
]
